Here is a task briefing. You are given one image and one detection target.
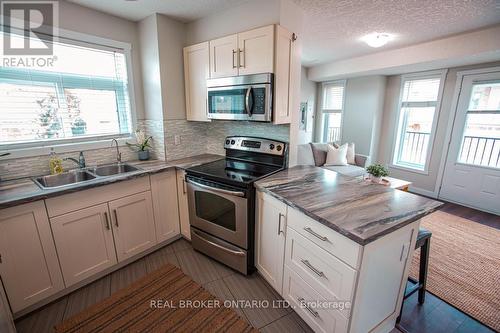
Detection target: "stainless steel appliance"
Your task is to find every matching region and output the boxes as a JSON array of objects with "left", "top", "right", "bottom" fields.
[
  {"left": 207, "top": 73, "right": 273, "bottom": 122},
  {"left": 186, "top": 136, "right": 287, "bottom": 274}
]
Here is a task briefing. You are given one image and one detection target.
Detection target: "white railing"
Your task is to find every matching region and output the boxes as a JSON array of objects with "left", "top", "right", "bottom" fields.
[
  {"left": 400, "top": 131, "right": 430, "bottom": 166},
  {"left": 327, "top": 127, "right": 341, "bottom": 143},
  {"left": 459, "top": 135, "right": 500, "bottom": 168}
]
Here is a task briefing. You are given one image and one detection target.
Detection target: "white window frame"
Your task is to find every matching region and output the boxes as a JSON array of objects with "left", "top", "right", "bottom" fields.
[
  {"left": 390, "top": 70, "right": 447, "bottom": 174},
  {"left": 0, "top": 26, "right": 137, "bottom": 159},
  {"left": 319, "top": 80, "right": 346, "bottom": 143}
]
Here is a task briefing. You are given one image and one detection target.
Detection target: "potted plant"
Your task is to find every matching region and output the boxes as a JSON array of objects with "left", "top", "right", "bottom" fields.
[
  {"left": 35, "top": 94, "right": 62, "bottom": 139},
  {"left": 66, "top": 93, "right": 87, "bottom": 136},
  {"left": 127, "top": 129, "right": 153, "bottom": 161},
  {"left": 366, "top": 164, "right": 389, "bottom": 183}
]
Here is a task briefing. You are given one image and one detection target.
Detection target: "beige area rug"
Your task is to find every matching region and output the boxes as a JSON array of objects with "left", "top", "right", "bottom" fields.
[
  {"left": 410, "top": 210, "right": 500, "bottom": 331},
  {"left": 55, "top": 264, "right": 257, "bottom": 333}
]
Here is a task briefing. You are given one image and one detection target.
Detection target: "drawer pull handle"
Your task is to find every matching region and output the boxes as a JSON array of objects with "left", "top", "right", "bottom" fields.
[
  {"left": 304, "top": 227, "right": 329, "bottom": 242},
  {"left": 301, "top": 259, "right": 325, "bottom": 277},
  {"left": 104, "top": 211, "right": 110, "bottom": 230},
  {"left": 297, "top": 297, "right": 319, "bottom": 318},
  {"left": 113, "top": 209, "right": 119, "bottom": 227}
]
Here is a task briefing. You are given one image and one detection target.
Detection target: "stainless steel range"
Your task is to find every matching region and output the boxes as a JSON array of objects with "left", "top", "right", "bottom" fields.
[{"left": 186, "top": 136, "right": 288, "bottom": 274}]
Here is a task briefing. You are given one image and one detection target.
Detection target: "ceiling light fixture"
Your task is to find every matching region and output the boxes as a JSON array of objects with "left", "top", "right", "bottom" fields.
[{"left": 361, "top": 32, "right": 393, "bottom": 48}]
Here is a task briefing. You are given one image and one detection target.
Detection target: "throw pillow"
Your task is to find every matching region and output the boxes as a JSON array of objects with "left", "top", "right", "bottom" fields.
[
  {"left": 346, "top": 143, "right": 355, "bottom": 165},
  {"left": 324, "top": 143, "right": 348, "bottom": 166}
]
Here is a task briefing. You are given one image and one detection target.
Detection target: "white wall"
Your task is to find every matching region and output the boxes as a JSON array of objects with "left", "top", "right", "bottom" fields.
[
  {"left": 342, "top": 76, "right": 386, "bottom": 157},
  {"left": 377, "top": 61, "right": 500, "bottom": 195},
  {"left": 299, "top": 66, "right": 317, "bottom": 144},
  {"left": 59, "top": 1, "right": 145, "bottom": 120}
]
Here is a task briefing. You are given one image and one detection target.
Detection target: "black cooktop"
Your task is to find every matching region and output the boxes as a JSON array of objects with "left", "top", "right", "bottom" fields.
[{"left": 187, "top": 158, "right": 282, "bottom": 187}]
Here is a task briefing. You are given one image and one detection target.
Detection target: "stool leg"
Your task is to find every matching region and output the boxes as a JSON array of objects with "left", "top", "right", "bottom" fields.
[{"left": 418, "top": 238, "right": 430, "bottom": 304}]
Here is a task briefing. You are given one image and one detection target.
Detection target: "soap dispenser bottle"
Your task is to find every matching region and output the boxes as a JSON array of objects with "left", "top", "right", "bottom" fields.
[{"left": 49, "top": 149, "right": 63, "bottom": 175}]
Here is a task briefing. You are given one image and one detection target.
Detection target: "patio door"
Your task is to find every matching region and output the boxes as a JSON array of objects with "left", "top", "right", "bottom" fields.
[{"left": 439, "top": 71, "right": 500, "bottom": 214}]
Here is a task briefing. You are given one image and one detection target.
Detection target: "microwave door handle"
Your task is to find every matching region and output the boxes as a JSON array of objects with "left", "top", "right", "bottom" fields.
[
  {"left": 186, "top": 178, "right": 245, "bottom": 197},
  {"left": 245, "top": 87, "right": 253, "bottom": 117}
]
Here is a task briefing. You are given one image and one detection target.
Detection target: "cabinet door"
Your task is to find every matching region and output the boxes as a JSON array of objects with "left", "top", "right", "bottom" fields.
[
  {"left": 237, "top": 25, "right": 274, "bottom": 75},
  {"left": 176, "top": 170, "right": 191, "bottom": 240},
  {"left": 0, "top": 278, "right": 15, "bottom": 333},
  {"left": 150, "top": 171, "right": 181, "bottom": 243},
  {"left": 50, "top": 204, "right": 117, "bottom": 287},
  {"left": 109, "top": 191, "right": 156, "bottom": 262},
  {"left": 0, "top": 201, "right": 64, "bottom": 313},
  {"left": 184, "top": 42, "right": 210, "bottom": 122},
  {"left": 255, "top": 191, "right": 287, "bottom": 294},
  {"left": 273, "top": 25, "right": 297, "bottom": 124},
  {"left": 209, "top": 34, "right": 238, "bottom": 78}
]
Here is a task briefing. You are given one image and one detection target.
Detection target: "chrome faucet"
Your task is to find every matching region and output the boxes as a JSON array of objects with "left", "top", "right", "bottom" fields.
[
  {"left": 111, "top": 138, "right": 122, "bottom": 164},
  {"left": 64, "top": 151, "right": 86, "bottom": 169}
]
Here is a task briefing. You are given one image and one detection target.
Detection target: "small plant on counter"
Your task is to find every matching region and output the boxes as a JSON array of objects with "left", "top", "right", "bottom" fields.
[
  {"left": 126, "top": 129, "right": 153, "bottom": 161},
  {"left": 366, "top": 164, "right": 389, "bottom": 183}
]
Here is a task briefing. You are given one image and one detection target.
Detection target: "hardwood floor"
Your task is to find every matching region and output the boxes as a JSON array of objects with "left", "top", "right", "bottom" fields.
[{"left": 15, "top": 201, "right": 497, "bottom": 333}]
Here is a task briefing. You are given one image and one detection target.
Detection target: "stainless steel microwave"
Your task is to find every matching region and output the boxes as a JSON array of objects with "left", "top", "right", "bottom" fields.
[{"left": 207, "top": 73, "right": 273, "bottom": 122}]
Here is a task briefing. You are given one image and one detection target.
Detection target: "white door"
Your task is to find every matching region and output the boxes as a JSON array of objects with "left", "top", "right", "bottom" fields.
[
  {"left": 0, "top": 201, "right": 64, "bottom": 312},
  {"left": 237, "top": 25, "right": 274, "bottom": 75},
  {"left": 439, "top": 70, "right": 500, "bottom": 214},
  {"left": 209, "top": 34, "right": 238, "bottom": 78},
  {"left": 150, "top": 170, "right": 181, "bottom": 243},
  {"left": 109, "top": 191, "right": 157, "bottom": 262},
  {"left": 255, "top": 191, "right": 287, "bottom": 294},
  {"left": 183, "top": 42, "right": 210, "bottom": 121},
  {"left": 50, "top": 203, "right": 117, "bottom": 287}
]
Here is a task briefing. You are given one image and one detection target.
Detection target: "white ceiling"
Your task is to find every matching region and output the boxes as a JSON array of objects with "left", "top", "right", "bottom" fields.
[
  {"left": 294, "top": 0, "right": 500, "bottom": 66},
  {"left": 66, "top": 0, "right": 250, "bottom": 22}
]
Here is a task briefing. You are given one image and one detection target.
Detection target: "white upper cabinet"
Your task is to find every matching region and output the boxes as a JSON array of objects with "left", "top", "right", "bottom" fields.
[
  {"left": 50, "top": 203, "right": 117, "bottom": 287},
  {"left": 109, "top": 191, "right": 157, "bottom": 262},
  {"left": 209, "top": 34, "right": 238, "bottom": 78},
  {"left": 238, "top": 25, "right": 274, "bottom": 75},
  {"left": 273, "top": 25, "right": 297, "bottom": 124},
  {"left": 0, "top": 201, "right": 64, "bottom": 313},
  {"left": 183, "top": 42, "right": 210, "bottom": 122}
]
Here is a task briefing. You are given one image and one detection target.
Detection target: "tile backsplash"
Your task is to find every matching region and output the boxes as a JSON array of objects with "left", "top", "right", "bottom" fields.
[{"left": 0, "top": 119, "right": 290, "bottom": 180}]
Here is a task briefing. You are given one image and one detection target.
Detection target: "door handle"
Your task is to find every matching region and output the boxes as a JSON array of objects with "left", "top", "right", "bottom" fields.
[
  {"left": 192, "top": 229, "right": 246, "bottom": 257},
  {"left": 238, "top": 48, "right": 244, "bottom": 68},
  {"left": 182, "top": 179, "right": 187, "bottom": 194},
  {"left": 278, "top": 213, "right": 285, "bottom": 235},
  {"left": 245, "top": 87, "right": 253, "bottom": 117},
  {"left": 186, "top": 178, "right": 245, "bottom": 197},
  {"left": 113, "top": 209, "right": 119, "bottom": 227},
  {"left": 232, "top": 49, "right": 237, "bottom": 68},
  {"left": 104, "top": 211, "right": 110, "bottom": 230},
  {"left": 304, "top": 227, "right": 329, "bottom": 242}
]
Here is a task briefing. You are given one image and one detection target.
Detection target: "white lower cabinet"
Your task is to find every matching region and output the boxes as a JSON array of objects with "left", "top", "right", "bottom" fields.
[
  {"left": 255, "top": 191, "right": 287, "bottom": 294},
  {"left": 150, "top": 170, "right": 181, "bottom": 243},
  {"left": 176, "top": 170, "right": 191, "bottom": 240},
  {"left": 0, "top": 201, "right": 64, "bottom": 313},
  {"left": 50, "top": 203, "right": 117, "bottom": 287},
  {"left": 109, "top": 191, "right": 156, "bottom": 262},
  {"left": 0, "top": 278, "right": 15, "bottom": 333}
]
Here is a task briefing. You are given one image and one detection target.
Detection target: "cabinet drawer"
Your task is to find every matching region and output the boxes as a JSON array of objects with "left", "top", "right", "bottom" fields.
[
  {"left": 287, "top": 208, "right": 361, "bottom": 268},
  {"left": 283, "top": 268, "right": 349, "bottom": 333},
  {"left": 285, "top": 227, "right": 356, "bottom": 318}
]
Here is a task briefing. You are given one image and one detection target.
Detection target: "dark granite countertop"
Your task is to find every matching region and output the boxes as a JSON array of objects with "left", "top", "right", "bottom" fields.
[
  {"left": 0, "top": 154, "right": 223, "bottom": 209},
  {"left": 254, "top": 165, "right": 443, "bottom": 245}
]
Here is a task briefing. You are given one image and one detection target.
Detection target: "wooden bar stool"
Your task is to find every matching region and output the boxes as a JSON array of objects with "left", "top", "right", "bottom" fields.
[{"left": 397, "top": 227, "right": 432, "bottom": 323}]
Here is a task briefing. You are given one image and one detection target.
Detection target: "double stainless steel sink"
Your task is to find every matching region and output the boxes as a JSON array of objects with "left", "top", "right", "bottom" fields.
[{"left": 33, "top": 163, "right": 141, "bottom": 189}]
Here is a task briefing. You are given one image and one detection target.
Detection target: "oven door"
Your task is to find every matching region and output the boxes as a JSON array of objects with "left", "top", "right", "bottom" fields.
[
  {"left": 207, "top": 83, "right": 272, "bottom": 122},
  {"left": 186, "top": 177, "right": 248, "bottom": 248}
]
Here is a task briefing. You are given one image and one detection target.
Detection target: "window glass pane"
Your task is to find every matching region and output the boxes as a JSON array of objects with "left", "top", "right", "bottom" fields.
[
  {"left": 323, "top": 113, "right": 342, "bottom": 143},
  {"left": 323, "top": 84, "right": 344, "bottom": 110},
  {"left": 458, "top": 113, "right": 500, "bottom": 168},
  {"left": 397, "top": 107, "right": 435, "bottom": 168},
  {"left": 468, "top": 82, "right": 500, "bottom": 111},
  {"left": 402, "top": 78, "right": 441, "bottom": 102}
]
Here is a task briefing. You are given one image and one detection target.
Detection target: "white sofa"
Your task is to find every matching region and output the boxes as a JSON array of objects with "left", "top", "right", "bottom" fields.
[{"left": 297, "top": 143, "right": 370, "bottom": 177}]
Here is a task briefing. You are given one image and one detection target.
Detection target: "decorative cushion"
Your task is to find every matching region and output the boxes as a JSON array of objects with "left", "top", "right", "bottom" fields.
[
  {"left": 309, "top": 142, "right": 339, "bottom": 166},
  {"left": 346, "top": 143, "right": 355, "bottom": 165},
  {"left": 324, "top": 144, "right": 348, "bottom": 166}
]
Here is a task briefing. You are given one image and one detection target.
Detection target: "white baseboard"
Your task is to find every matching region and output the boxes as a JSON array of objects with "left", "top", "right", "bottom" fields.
[{"left": 408, "top": 186, "right": 438, "bottom": 199}]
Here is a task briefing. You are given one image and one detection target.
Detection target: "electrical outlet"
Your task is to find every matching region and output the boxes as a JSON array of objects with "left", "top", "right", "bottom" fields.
[{"left": 174, "top": 135, "right": 181, "bottom": 145}]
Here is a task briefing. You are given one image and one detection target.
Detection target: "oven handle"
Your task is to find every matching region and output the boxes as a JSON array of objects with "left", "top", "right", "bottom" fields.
[
  {"left": 186, "top": 178, "right": 246, "bottom": 197},
  {"left": 192, "top": 229, "right": 246, "bottom": 257},
  {"left": 245, "top": 87, "right": 253, "bottom": 117}
]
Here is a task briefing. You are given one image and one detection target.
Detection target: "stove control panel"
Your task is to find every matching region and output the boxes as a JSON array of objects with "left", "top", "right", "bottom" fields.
[{"left": 224, "top": 136, "right": 287, "bottom": 156}]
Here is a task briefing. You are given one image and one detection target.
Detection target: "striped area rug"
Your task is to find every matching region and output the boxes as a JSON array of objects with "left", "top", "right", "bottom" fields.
[
  {"left": 55, "top": 264, "right": 257, "bottom": 333},
  {"left": 410, "top": 210, "right": 500, "bottom": 331}
]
